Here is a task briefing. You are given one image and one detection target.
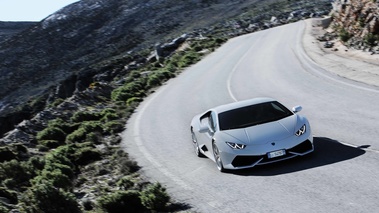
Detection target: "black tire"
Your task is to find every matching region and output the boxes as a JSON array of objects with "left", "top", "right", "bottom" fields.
[
  {"left": 191, "top": 129, "right": 204, "bottom": 157},
  {"left": 212, "top": 142, "right": 225, "bottom": 172}
]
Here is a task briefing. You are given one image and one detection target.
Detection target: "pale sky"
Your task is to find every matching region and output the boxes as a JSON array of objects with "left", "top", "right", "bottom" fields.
[{"left": 0, "top": 0, "right": 80, "bottom": 21}]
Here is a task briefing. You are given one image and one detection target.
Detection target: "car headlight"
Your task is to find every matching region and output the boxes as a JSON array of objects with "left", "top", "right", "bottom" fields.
[
  {"left": 226, "top": 142, "right": 246, "bottom": 150},
  {"left": 295, "top": 124, "right": 306, "bottom": 137}
]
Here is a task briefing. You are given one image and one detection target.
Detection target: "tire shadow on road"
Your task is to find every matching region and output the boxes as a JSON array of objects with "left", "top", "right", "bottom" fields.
[{"left": 231, "top": 137, "right": 367, "bottom": 176}]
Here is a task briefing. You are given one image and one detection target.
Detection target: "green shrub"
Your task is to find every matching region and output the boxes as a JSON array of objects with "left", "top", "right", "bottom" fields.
[
  {"left": 100, "top": 111, "right": 119, "bottom": 122},
  {"left": 97, "top": 190, "right": 145, "bottom": 213},
  {"left": 126, "top": 97, "right": 143, "bottom": 107},
  {"left": 28, "top": 156, "right": 45, "bottom": 171},
  {"left": 73, "top": 146, "right": 101, "bottom": 166},
  {"left": 32, "top": 170, "right": 72, "bottom": 190},
  {"left": 339, "top": 28, "right": 351, "bottom": 42},
  {"left": 44, "top": 162, "right": 74, "bottom": 180},
  {"left": 20, "top": 182, "right": 80, "bottom": 213},
  {"left": 81, "top": 121, "right": 103, "bottom": 132},
  {"left": 147, "top": 74, "right": 162, "bottom": 88},
  {"left": 177, "top": 51, "right": 201, "bottom": 68},
  {"left": 66, "top": 121, "right": 103, "bottom": 143},
  {"left": 104, "top": 120, "right": 125, "bottom": 134},
  {"left": 36, "top": 127, "right": 66, "bottom": 143},
  {"left": 364, "top": 33, "right": 379, "bottom": 46},
  {"left": 49, "top": 98, "right": 65, "bottom": 107},
  {"left": 111, "top": 81, "right": 146, "bottom": 101},
  {"left": 140, "top": 182, "right": 170, "bottom": 211},
  {"left": 47, "top": 118, "right": 73, "bottom": 133},
  {"left": 112, "top": 150, "right": 139, "bottom": 175},
  {"left": 33, "top": 152, "right": 74, "bottom": 190},
  {"left": 85, "top": 132, "right": 102, "bottom": 144},
  {"left": 46, "top": 146, "right": 75, "bottom": 168},
  {"left": 39, "top": 140, "right": 61, "bottom": 149},
  {"left": 0, "top": 160, "right": 31, "bottom": 188},
  {"left": 71, "top": 111, "right": 100, "bottom": 122},
  {"left": 117, "top": 176, "right": 135, "bottom": 190},
  {"left": 66, "top": 127, "right": 87, "bottom": 143},
  {"left": 147, "top": 70, "right": 175, "bottom": 88}
]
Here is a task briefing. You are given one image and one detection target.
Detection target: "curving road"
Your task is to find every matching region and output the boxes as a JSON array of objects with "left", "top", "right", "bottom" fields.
[{"left": 121, "top": 21, "right": 379, "bottom": 213}]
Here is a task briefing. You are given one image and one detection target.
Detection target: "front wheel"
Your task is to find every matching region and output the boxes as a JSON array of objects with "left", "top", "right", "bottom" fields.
[{"left": 212, "top": 142, "right": 225, "bottom": 172}]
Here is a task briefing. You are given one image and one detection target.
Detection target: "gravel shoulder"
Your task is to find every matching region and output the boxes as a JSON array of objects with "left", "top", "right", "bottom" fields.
[{"left": 303, "top": 18, "right": 379, "bottom": 88}]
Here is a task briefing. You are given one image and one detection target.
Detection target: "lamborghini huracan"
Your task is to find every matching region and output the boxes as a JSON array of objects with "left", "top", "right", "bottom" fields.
[{"left": 190, "top": 97, "right": 313, "bottom": 172}]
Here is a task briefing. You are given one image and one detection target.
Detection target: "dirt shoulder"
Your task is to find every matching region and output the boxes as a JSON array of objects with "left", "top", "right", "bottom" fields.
[{"left": 302, "top": 18, "right": 379, "bottom": 88}]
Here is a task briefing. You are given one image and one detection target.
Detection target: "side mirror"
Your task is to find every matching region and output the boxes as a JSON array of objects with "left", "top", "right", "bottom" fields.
[
  {"left": 199, "top": 124, "right": 209, "bottom": 133},
  {"left": 292, "top": 105, "right": 302, "bottom": 113}
]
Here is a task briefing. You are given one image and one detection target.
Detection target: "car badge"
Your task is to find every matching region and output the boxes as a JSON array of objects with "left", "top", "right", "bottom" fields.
[{"left": 271, "top": 142, "right": 276, "bottom": 146}]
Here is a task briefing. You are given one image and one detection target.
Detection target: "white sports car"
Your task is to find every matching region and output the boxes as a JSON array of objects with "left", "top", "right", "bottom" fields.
[{"left": 190, "top": 97, "right": 313, "bottom": 172}]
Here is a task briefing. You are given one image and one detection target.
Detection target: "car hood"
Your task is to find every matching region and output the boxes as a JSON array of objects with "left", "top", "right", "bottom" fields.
[{"left": 222, "top": 115, "right": 297, "bottom": 145}]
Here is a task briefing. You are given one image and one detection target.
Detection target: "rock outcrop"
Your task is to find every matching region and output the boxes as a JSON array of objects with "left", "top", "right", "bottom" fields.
[{"left": 331, "top": 0, "right": 379, "bottom": 49}]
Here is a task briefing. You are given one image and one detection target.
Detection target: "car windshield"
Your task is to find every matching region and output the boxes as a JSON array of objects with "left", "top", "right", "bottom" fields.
[{"left": 218, "top": 101, "right": 293, "bottom": 130}]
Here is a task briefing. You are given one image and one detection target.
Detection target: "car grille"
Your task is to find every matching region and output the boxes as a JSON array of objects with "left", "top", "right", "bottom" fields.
[{"left": 231, "top": 140, "right": 313, "bottom": 168}]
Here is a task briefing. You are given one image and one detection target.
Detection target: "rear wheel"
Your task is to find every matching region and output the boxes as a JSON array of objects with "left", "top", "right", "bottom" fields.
[
  {"left": 212, "top": 142, "right": 225, "bottom": 172},
  {"left": 191, "top": 129, "right": 204, "bottom": 157}
]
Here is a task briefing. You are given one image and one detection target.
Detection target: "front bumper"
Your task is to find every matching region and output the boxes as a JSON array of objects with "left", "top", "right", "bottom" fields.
[{"left": 220, "top": 135, "right": 314, "bottom": 170}]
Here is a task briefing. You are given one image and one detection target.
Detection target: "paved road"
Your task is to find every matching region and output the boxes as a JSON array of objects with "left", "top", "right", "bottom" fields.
[{"left": 121, "top": 21, "right": 379, "bottom": 213}]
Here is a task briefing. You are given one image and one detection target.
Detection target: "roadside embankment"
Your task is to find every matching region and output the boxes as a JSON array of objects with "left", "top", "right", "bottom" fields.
[{"left": 303, "top": 18, "right": 379, "bottom": 88}]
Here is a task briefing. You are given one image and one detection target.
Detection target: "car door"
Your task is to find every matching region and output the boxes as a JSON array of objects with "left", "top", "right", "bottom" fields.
[{"left": 198, "top": 111, "right": 216, "bottom": 154}]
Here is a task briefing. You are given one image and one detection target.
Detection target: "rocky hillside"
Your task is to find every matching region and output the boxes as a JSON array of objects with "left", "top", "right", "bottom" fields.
[
  {"left": 0, "top": 0, "right": 332, "bottom": 137},
  {"left": 328, "top": 0, "right": 379, "bottom": 51},
  {"left": 0, "top": 22, "right": 36, "bottom": 41}
]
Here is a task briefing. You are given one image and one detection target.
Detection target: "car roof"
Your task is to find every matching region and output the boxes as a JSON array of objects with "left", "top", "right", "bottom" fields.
[{"left": 212, "top": 97, "right": 276, "bottom": 114}]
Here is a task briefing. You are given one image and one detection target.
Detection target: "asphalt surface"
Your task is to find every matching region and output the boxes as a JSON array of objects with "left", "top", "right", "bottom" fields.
[{"left": 121, "top": 21, "right": 379, "bottom": 213}]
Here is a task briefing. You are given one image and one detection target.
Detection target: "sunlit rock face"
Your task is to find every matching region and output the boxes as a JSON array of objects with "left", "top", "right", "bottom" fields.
[{"left": 331, "top": 0, "right": 379, "bottom": 42}]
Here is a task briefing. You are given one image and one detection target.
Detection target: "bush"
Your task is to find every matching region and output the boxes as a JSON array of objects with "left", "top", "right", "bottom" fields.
[
  {"left": 97, "top": 190, "right": 145, "bottom": 213},
  {"left": 111, "top": 81, "right": 146, "bottom": 102},
  {"left": 364, "top": 33, "right": 379, "bottom": 46},
  {"left": 66, "top": 121, "right": 103, "bottom": 143},
  {"left": 147, "top": 70, "right": 175, "bottom": 88},
  {"left": 112, "top": 150, "right": 139, "bottom": 175},
  {"left": 20, "top": 182, "right": 80, "bottom": 213},
  {"left": 0, "top": 160, "right": 31, "bottom": 188},
  {"left": 339, "top": 28, "right": 351, "bottom": 42},
  {"left": 177, "top": 51, "right": 201, "bottom": 68},
  {"left": 140, "top": 182, "right": 170, "bottom": 211},
  {"left": 100, "top": 111, "right": 119, "bottom": 122},
  {"left": 28, "top": 156, "right": 45, "bottom": 171},
  {"left": 126, "top": 97, "right": 142, "bottom": 107},
  {"left": 71, "top": 111, "right": 100, "bottom": 122},
  {"left": 32, "top": 170, "right": 72, "bottom": 190},
  {"left": 66, "top": 127, "right": 87, "bottom": 143},
  {"left": 104, "top": 120, "right": 125, "bottom": 134},
  {"left": 117, "top": 176, "right": 135, "bottom": 190},
  {"left": 47, "top": 118, "right": 73, "bottom": 133},
  {"left": 36, "top": 127, "right": 66, "bottom": 143},
  {"left": 100, "top": 108, "right": 119, "bottom": 122},
  {"left": 85, "top": 132, "right": 102, "bottom": 144},
  {"left": 39, "top": 140, "right": 61, "bottom": 149},
  {"left": 73, "top": 146, "right": 101, "bottom": 166}
]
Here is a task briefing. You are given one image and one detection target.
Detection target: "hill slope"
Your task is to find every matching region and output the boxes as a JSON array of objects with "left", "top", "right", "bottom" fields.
[{"left": 0, "top": 0, "right": 332, "bottom": 136}]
